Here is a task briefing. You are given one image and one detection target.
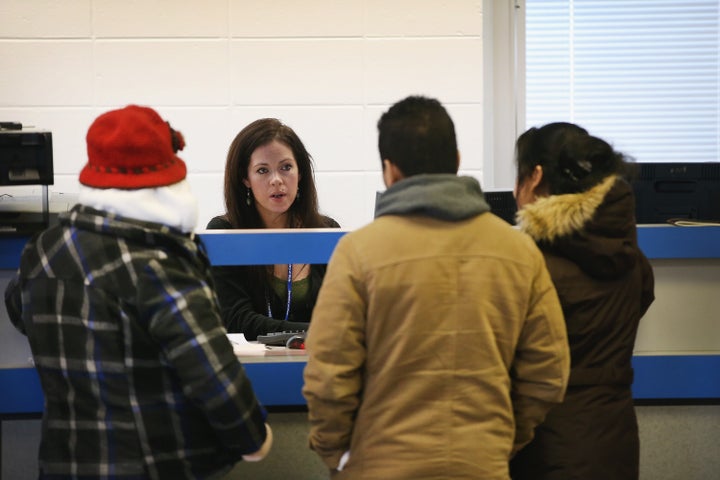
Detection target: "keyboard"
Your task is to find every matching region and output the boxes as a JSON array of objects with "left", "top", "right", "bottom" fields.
[{"left": 256, "top": 330, "right": 306, "bottom": 346}]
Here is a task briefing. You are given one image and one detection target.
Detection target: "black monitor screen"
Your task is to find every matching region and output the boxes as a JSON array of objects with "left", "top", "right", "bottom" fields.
[
  {"left": 484, "top": 190, "right": 517, "bottom": 225},
  {"left": 632, "top": 162, "right": 720, "bottom": 224}
]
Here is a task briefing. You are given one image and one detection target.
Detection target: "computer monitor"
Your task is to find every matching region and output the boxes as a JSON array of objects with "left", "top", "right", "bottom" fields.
[
  {"left": 375, "top": 190, "right": 517, "bottom": 225},
  {"left": 472, "top": 163, "right": 720, "bottom": 227},
  {"left": 375, "top": 189, "right": 519, "bottom": 225},
  {"left": 632, "top": 162, "right": 720, "bottom": 224},
  {"left": 484, "top": 190, "right": 517, "bottom": 225}
]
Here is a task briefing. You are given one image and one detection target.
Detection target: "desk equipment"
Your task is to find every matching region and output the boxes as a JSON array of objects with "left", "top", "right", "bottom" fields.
[
  {"left": 257, "top": 330, "right": 307, "bottom": 347},
  {"left": 484, "top": 190, "right": 517, "bottom": 225},
  {"left": 632, "top": 162, "right": 720, "bottom": 224},
  {"left": 0, "top": 127, "right": 54, "bottom": 233}
]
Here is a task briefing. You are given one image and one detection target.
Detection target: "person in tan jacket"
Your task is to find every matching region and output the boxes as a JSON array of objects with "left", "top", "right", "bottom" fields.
[{"left": 302, "top": 95, "right": 571, "bottom": 479}]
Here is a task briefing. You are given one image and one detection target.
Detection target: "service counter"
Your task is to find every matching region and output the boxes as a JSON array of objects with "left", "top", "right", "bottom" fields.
[{"left": 1, "top": 225, "right": 719, "bottom": 420}]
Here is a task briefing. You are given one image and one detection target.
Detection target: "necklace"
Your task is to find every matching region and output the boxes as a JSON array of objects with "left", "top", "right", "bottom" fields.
[{"left": 267, "top": 264, "right": 293, "bottom": 321}]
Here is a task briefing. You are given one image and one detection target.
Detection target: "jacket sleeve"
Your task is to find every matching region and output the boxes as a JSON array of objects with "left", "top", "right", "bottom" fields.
[
  {"left": 302, "top": 235, "right": 366, "bottom": 470},
  {"left": 510, "top": 253, "right": 570, "bottom": 455},
  {"left": 138, "top": 255, "right": 269, "bottom": 458},
  {"left": 4, "top": 273, "right": 25, "bottom": 335}
]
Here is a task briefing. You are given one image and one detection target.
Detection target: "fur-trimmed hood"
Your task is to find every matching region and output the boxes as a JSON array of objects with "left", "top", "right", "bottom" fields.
[{"left": 517, "top": 175, "right": 641, "bottom": 279}]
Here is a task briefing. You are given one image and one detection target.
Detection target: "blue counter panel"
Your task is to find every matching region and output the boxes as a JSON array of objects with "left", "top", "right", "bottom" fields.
[
  {"left": 0, "top": 368, "right": 44, "bottom": 414},
  {"left": 2, "top": 225, "right": 720, "bottom": 268},
  {"left": 0, "top": 230, "right": 350, "bottom": 269},
  {"left": 2, "top": 225, "right": 719, "bottom": 410},
  {"left": 2, "top": 355, "right": 719, "bottom": 414},
  {"left": 0, "top": 362, "right": 307, "bottom": 414},
  {"left": 0, "top": 236, "right": 30, "bottom": 270},
  {"left": 244, "top": 362, "right": 307, "bottom": 406},
  {"left": 636, "top": 226, "right": 720, "bottom": 259},
  {"left": 200, "top": 229, "right": 348, "bottom": 266},
  {"left": 631, "top": 355, "right": 720, "bottom": 400}
]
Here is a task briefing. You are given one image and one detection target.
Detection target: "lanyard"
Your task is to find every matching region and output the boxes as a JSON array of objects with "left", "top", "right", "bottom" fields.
[{"left": 267, "top": 264, "right": 292, "bottom": 321}]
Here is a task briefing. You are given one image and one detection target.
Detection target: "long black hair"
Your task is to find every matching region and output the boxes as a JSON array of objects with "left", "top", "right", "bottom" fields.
[{"left": 515, "top": 122, "right": 635, "bottom": 195}]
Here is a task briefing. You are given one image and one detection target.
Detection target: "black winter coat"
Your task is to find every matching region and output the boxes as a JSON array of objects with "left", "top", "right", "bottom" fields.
[{"left": 511, "top": 176, "right": 655, "bottom": 480}]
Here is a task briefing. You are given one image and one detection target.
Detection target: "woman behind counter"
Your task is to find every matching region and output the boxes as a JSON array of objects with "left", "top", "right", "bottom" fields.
[
  {"left": 509, "top": 122, "right": 655, "bottom": 480},
  {"left": 207, "top": 118, "right": 339, "bottom": 340}
]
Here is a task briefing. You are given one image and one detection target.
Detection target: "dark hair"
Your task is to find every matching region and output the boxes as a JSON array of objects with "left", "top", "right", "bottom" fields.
[
  {"left": 515, "top": 122, "right": 634, "bottom": 195},
  {"left": 223, "top": 118, "right": 325, "bottom": 229},
  {"left": 377, "top": 95, "right": 458, "bottom": 177}
]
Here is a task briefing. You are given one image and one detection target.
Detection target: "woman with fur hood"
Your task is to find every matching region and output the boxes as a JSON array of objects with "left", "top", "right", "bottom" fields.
[{"left": 509, "top": 122, "right": 655, "bottom": 480}]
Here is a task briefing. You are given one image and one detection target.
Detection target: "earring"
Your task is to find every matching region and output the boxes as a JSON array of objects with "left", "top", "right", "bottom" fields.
[
  {"left": 246, "top": 188, "right": 252, "bottom": 206},
  {"left": 296, "top": 186, "right": 301, "bottom": 201}
]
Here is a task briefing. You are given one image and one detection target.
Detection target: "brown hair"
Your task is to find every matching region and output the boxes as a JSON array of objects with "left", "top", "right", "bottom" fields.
[{"left": 223, "top": 118, "right": 325, "bottom": 229}]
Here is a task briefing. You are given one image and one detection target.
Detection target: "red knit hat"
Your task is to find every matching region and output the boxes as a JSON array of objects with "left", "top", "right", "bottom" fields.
[{"left": 79, "top": 105, "right": 187, "bottom": 189}]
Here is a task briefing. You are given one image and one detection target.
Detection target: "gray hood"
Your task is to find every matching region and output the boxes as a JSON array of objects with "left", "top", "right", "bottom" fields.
[{"left": 374, "top": 174, "right": 490, "bottom": 221}]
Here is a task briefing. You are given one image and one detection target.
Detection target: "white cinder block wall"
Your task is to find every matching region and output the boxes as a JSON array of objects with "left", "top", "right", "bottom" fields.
[{"left": 0, "top": 0, "right": 484, "bottom": 230}]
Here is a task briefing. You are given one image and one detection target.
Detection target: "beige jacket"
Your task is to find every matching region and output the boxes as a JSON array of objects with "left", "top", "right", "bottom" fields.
[{"left": 303, "top": 175, "right": 570, "bottom": 480}]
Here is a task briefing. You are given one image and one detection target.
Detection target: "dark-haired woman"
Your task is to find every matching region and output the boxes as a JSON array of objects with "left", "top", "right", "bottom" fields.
[
  {"left": 207, "top": 118, "right": 339, "bottom": 340},
  {"left": 509, "top": 122, "right": 655, "bottom": 480}
]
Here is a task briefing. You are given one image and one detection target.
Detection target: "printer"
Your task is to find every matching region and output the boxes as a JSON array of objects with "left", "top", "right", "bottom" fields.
[{"left": 0, "top": 127, "right": 54, "bottom": 233}]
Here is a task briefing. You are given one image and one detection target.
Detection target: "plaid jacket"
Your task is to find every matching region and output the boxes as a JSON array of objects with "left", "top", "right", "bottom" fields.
[{"left": 4, "top": 205, "right": 268, "bottom": 479}]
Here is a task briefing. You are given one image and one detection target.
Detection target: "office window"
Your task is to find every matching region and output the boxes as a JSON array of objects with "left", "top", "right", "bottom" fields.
[{"left": 525, "top": 0, "right": 719, "bottom": 163}]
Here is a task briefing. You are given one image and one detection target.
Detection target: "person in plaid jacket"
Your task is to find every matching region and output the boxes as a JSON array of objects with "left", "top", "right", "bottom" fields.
[{"left": 4, "top": 105, "right": 272, "bottom": 479}]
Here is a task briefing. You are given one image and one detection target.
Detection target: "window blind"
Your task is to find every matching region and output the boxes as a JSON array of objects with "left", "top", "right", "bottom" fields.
[{"left": 525, "top": 0, "right": 719, "bottom": 162}]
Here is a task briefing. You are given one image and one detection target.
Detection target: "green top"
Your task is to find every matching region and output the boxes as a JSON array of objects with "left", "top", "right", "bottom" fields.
[{"left": 270, "top": 275, "right": 310, "bottom": 306}]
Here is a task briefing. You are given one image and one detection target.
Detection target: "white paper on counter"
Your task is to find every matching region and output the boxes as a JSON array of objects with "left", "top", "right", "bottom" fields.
[{"left": 227, "top": 333, "right": 267, "bottom": 356}]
